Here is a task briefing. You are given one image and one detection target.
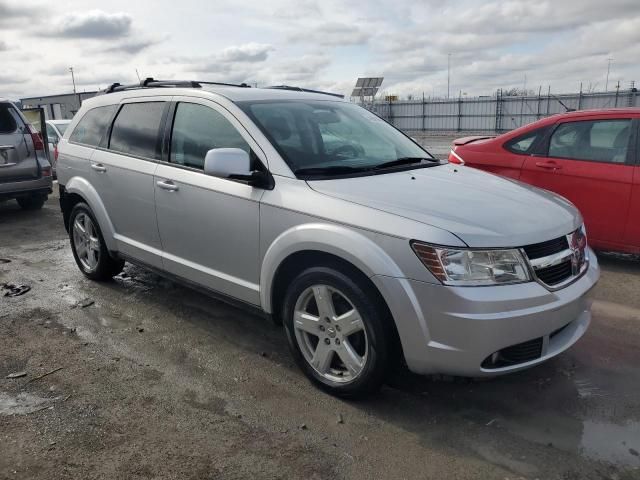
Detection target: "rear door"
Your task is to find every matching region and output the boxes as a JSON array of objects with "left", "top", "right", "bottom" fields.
[
  {"left": 521, "top": 117, "right": 634, "bottom": 246},
  {"left": 0, "top": 102, "right": 38, "bottom": 181},
  {"left": 89, "top": 98, "right": 170, "bottom": 268}
]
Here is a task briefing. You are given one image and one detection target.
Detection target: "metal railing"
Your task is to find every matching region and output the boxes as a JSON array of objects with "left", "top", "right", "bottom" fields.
[{"left": 368, "top": 88, "right": 638, "bottom": 133}]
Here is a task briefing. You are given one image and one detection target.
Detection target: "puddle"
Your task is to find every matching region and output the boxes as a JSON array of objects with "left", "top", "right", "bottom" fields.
[
  {"left": 0, "top": 392, "right": 54, "bottom": 415},
  {"left": 581, "top": 420, "right": 640, "bottom": 467},
  {"left": 574, "top": 377, "right": 607, "bottom": 398}
]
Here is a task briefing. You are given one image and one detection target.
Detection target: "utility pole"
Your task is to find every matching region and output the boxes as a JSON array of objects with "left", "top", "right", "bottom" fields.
[
  {"left": 69, "top": 67, "right": 77, "bottom": 94},
  {"left": 447, "top": 53, "right": 451, "bottom": 99},
  {"left": 605, "top": 57, "right": 613, "bottom": 92}
]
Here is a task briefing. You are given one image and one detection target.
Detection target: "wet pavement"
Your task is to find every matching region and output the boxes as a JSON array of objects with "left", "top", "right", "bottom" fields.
[{"left": 1, "top": 188, "right": 639, "bottom": 479}]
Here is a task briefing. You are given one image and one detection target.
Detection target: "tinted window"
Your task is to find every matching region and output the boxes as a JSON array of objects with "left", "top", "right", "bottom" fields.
[
  {"left": 549, "top": 119, "right": 631, "bottom": 163},
  {"left": 69, "top": 105, "right": 117, "bottom": 147},
  {"left": 46, "top": 124, "right": 59, "bottom": 142},
  {"left": 109, "top": 102, "right": 165, "bottom": 159},
  {"left": 505, "top": 129, "right": 543, "bottom": 154},
  {"left": 56, "top": 123, "right": 69, "bottom": 135},
  {"left": 170, "top": 103, "right": 249, "bottom": 169},
  {"left": 0, "top": 104, "right": 18, "bottom": 134}
]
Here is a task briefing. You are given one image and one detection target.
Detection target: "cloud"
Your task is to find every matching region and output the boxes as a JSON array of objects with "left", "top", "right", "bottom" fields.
[
  {"left": 0, "top": 1, "right": 47, "bottom": 27},
  {"left": 219, "top": 43, "right": 274, "bottom": 63},
  {"left": 2, "top": 0, "right": 639, "bottom": 101},
  {"left": 289, "top": 22, "right": 371, "bottom": 46},
  {"left": 0, "top": 40, "right": 7, "bottom": 51},
  {"left": 105, "top": 37, "right": 163, "bottom": 55},
  {"left": 51, "top": 10, "right": 132, "bottom": 38}
]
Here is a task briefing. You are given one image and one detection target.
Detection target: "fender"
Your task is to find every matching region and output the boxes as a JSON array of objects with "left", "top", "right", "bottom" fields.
[
  {"left": 64, "top": 176, "right": 118, "bottom": 252},
  {"left": 260, "top": 223, "right": 404, "bottom": 313}
]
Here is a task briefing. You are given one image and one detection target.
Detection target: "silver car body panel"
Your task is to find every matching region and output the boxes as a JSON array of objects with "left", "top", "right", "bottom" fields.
[{"left": 57, "top": 87, "right": 600, "bottom": 376}]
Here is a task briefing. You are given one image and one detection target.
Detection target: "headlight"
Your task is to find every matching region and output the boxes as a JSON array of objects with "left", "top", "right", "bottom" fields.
[{"left": 411, "top": 242, "right": 531, "bottom": 286}]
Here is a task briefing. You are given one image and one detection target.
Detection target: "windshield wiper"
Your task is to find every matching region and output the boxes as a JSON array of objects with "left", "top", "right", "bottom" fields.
[
  {"left": 294, "top": 165, "right": 370, "bottom": 176},
  {"left": 373, "top": 157, "right": 438, "bottom": 170}
]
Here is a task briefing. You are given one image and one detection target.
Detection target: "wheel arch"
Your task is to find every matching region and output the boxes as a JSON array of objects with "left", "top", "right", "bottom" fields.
[
  {"left": 62, "top": 177, "right": 117, "bottom": 251},
  {"left": 261, "top": 223, "right": 404, "bottom": 315}
]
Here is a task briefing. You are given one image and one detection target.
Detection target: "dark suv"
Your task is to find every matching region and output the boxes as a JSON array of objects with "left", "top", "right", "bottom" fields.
[{"left": 0, "top": 99, "right": 53, "bottom": 210}]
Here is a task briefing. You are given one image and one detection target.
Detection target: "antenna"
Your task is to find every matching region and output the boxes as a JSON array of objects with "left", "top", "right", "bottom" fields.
[{"left": 135, "top": 69, "right": 141, "bottom": 82}]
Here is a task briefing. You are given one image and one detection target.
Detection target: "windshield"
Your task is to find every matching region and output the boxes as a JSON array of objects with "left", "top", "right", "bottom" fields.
[
  {"left": 56, "top": 123, "right": 69, "bottom": 135},
  {"left": 239, "top": 100, "right": 436, "bottom": 177}
]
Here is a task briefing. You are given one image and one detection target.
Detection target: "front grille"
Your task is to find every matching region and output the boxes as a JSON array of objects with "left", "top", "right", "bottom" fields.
[
  {"left": 535, "top": 259, "right": 573, "bottom": 286},
  {"left": 482, "top": 337, "right": 543, "bottom": 369},
  {"left": 522, "top": 236, "right": 569, "bottom": 260}
]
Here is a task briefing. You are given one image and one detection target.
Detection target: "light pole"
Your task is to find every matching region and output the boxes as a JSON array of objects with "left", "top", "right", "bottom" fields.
[
  {"left": 447, "top": 53, "right": 451, "bottom": 99},
  {"left": 69, "top": 67, "right": 77, "bottom": 94},
  {"left": 605, "top": 57, "right": 613, "bottom": 92}
]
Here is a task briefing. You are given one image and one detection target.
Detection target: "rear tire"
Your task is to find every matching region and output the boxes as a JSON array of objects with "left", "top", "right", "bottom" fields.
[
  {"left": 69, "top": 202, "right": 124, "bottom": 281},
  {"left": 282, "top": 265, "right": 393, "bottom": 398},
  {"left": 17, "top": 194, "right": 46, "bottom": 210}
]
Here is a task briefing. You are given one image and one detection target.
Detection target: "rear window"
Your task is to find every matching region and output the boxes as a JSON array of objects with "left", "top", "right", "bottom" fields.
[
  {"left": 69, "top": 105, "right": 117, "bottom": 147},
  {"left": 504, "top": 128, "right": 545, "bottom": 154},
  {"left": 0, "top": 103, "right": 19, "bottom": 134},
  {"left": 109, "top": 102, "right": 165, "bottom": 159}
]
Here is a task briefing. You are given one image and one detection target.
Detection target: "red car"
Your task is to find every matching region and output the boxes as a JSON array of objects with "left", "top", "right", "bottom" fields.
[{"left": 449, "top": 108, "right": 640, "bottom": 254}]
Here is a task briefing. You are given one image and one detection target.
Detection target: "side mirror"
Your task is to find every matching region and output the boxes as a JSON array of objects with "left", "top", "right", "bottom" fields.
[
  {"left": 203, "top": 148, "right": 274, "bottom": 189},
  {"left": 204, "top": 148, "right": 251, "bottom": 179}
]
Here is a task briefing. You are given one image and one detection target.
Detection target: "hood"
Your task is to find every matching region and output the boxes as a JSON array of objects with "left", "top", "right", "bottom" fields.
[{"left": 308, "top": 164, "right": 582, "bottom": 248}]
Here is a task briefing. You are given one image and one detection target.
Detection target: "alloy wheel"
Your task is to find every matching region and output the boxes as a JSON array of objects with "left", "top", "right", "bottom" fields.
[
  {"left": 293, "top": 284, "right": 368, "bottom": 383},
  {"left": 72, "top": 212, "right": 101, "bottom": 272}
]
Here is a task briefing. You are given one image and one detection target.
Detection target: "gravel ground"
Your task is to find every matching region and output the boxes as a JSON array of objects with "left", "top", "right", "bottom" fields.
[{"left": 1, "top": 187, "right": 639, "bottom": 480}]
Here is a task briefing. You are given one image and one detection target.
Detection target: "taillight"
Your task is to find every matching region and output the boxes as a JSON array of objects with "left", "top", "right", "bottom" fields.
[
  {"left": 42, "top": 166, "right": 52, "bottom": 177},
  {"left": 54, "top": 145, "right": 59, "bottom": 161},
  {"left": 27, "top": 124, "right": 45, "bottom": 151},
  {"left": 448, "top": 149, "right": 464, "bottom": 165}
]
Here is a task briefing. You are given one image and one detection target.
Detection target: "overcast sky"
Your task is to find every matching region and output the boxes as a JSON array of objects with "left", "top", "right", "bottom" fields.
[{"left": 1, "top": 0, "right": 638, "bottom": 100}]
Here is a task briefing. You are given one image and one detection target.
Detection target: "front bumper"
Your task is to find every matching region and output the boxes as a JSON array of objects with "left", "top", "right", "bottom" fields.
[{"left": 372, "top": 248, "right": 599, "bottom": 376}]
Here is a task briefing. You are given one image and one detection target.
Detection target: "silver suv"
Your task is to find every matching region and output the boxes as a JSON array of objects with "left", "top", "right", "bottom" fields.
[
  {"left": 57, "top": 79, "right": 599, "bottom": 397},
  {"left": 0, "top": 99, "right": 53, "bottom": 209}
]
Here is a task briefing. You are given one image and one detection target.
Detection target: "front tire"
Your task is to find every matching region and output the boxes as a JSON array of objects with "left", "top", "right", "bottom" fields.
[
  {"left": 69, "top": 202, "right": 124, "bottom": 280},
  {"left": 282, "top": 266, "right": 393, "bottom": 398}
]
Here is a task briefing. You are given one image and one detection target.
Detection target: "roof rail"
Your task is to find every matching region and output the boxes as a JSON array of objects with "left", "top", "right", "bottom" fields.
[
  {"left": 99, "top": 78, "right": 251, "bottom": 95},
  {"left": 267, "top": 85, "right": 344, "bottom": 99}
]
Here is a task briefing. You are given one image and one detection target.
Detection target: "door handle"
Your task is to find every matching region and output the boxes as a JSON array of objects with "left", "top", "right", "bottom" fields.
[
  {"left": 91, "top": 163, "right": 107, "bottom": 173},
  {"left": 0, "top": 145, "right": 16, "bottom": 151},
  {"left": 535, "top": 161, "right": 562, "bottom": 170},
  {"left": 156, "top": 179, "right": 179, "bottom": 192}
]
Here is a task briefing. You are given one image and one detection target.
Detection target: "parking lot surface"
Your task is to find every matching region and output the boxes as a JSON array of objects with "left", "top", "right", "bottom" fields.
[{"left": 1, "top": 188, "right": 639, "bottom": 480}]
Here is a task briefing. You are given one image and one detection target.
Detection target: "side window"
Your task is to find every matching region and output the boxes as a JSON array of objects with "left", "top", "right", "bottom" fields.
[
  {"left": 46, "top": 125, "right": 59, "bottom": 143},
  {"left": 549, "top": 119, "right": 631, "bottom": 163},
  {"left": 170, "top": 103, "right": 249, "bottom": 170},
  {"left": 0, "top": 104, "right": 19, "bottom": 134},
  {"left": 69, "top": 105, "right": 117, "bottom": 147},
  {"left": 504, "top": 129, "right": 543, "bottom": 154},
  {"left": 109, "top": 102, "right": 165, "bottom": 159}
]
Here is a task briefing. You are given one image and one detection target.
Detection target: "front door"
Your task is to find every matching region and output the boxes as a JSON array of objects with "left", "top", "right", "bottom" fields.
[
  {"left": 154, "top": 99, "right": 265, "bottom": 305},
  {"left": 521, "top": 117, "right": 634, "bottom": 247}
]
